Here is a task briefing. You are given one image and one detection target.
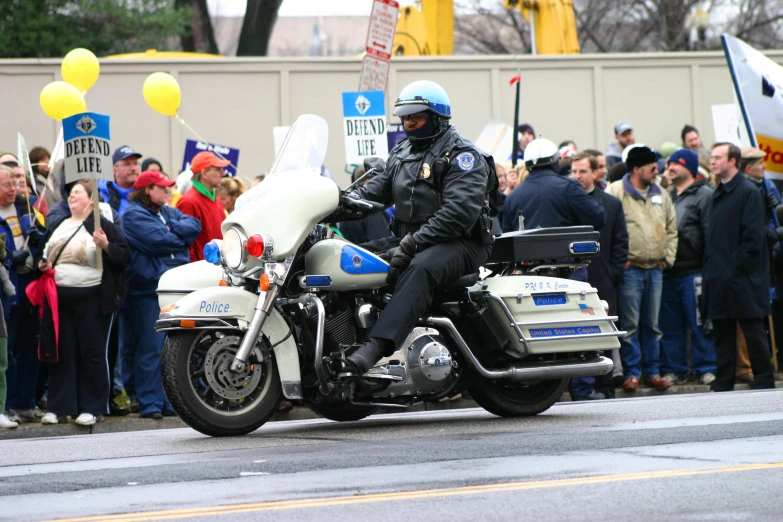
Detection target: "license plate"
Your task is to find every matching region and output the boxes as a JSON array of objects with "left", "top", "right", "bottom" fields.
[
  {"left": 532, "top": 293, "right": 567, "bottom": 306},
  {"left": 529, "top": 325, "right": 601, "bottom": 338}
]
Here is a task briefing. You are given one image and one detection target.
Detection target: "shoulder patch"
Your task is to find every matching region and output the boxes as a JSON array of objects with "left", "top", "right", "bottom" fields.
[{"left": 455, "top": 151, "right": 476, "bottom": 172}]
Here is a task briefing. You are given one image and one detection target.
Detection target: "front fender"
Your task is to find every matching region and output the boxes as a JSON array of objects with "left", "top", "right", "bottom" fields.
[{"left": 157, "top": 286, "right": 302, "bottom": 400}]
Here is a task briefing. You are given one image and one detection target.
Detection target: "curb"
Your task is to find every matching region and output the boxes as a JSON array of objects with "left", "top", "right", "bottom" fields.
[{"left": 0, "top": 382, "right": 775, "bottom": 441}]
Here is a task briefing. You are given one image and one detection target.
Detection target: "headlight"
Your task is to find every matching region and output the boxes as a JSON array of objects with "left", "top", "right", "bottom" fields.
[{"left": 222, "top": 227, "right": 248, "bottom": 270}]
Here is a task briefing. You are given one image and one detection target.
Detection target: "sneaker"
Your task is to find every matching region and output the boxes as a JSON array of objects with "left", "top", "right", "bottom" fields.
[
  {"left": 16, "top": 407, "right": 45, "bottom": 422},
  {"left": 41, "top": 412, "right": 61, "bottom": 425},
  {"left": 646, "top": 375, "right": 671, "bottom": 390},
  {"left": 4, "top": 410, "right": 21, "bottom": 424},
  {"left": 662, "top": 373, "right": 688, "bottom": 385},
  {"left": 622, "top": 376, "right": 639, "bottom": 391},
  {"left": 699, "top": 372, "right": 716, "bottom": 385},
  {"left": 74, "top": 413, "right": 99, "bottom": 426},
  {"left": 0, "top": 413, "right": 18, "bottom": 429}
]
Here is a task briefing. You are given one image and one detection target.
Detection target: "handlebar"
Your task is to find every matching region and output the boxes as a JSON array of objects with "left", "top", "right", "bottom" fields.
[{"left": 341, "top": 194, "right": 385, "bottom": 211}]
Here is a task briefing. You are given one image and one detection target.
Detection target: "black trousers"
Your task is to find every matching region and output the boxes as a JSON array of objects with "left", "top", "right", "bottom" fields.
[
  {"left": 48, "top": 286, "right": 110, "bottom": 416},
  {"left": 364, "top": 238, "right": 490, "bottom": 350},
  {"left": 711, "top": 318, "right": 775, "bottom": 391}
]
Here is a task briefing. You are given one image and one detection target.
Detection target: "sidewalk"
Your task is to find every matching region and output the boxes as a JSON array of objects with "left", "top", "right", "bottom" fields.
[{"left": 2, "top": 381, "right": 780, "bottom": 441}]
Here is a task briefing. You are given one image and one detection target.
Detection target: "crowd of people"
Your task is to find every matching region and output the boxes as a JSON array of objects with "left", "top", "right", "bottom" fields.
[
  {"left": 338, "top": 121, "right": 782, "bottom": 401},
  {"left": 1, "top": 117, "right": 779, "bottom": 429},
  {"left": 0, "top": 146, "right": 248, "bottom": 429}
]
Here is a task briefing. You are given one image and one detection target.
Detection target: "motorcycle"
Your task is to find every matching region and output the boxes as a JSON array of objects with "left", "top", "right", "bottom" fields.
[{"left": 155, "top": 114, "right": 624, "bottom": 437}]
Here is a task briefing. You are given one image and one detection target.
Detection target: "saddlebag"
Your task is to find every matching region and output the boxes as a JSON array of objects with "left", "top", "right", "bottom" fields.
[{"left": 487, "top": 226, "right": 601, "bottom": 264}]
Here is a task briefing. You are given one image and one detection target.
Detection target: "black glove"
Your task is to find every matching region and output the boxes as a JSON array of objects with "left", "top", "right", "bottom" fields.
[
  {"left": 386, "top": 234, "right": 417, "bottom": 284},
  {"left": 363, "top": 157, "right": 386, "bottom": 175},
  {"left": 11, "top": 249, "right": 29, "bottom": 266},
  {"left": 26, "top": 225, "right": 43, "bottom": 246},
  {"left": 767, "top": 190, "right": 779, "bottom": 210}
]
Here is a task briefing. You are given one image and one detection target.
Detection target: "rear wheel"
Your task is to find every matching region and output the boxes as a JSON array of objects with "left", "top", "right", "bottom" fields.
[
  {"left": 161, "top": 329, "right": 282, "bottom": 437},
  {"left": 469, "top": 378, "right": 568, "bottom": 417}
]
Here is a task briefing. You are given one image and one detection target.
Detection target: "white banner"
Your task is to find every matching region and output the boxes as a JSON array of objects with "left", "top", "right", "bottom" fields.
[
  {"left": 341, "top": 91, "right": 388, "bottom": 166},
  {"left": 722, "top": 34, "right": 783, "bottom": 178}
]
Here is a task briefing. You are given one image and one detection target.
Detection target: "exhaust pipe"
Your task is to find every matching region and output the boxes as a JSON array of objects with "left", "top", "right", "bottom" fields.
[{"left": 424, "top": 316, "right": 613, "bottom": 382}]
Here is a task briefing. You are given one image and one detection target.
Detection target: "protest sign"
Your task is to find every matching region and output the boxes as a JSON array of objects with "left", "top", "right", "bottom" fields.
[
  {"left": 63, "top": 112, "right": 112, "bottom": 184},
  {"left": 387, "top": 122, "right": 406, "bottom": 150},
  {"left": 181, "top": 140, "right": 240, "bottom": 177},
  {"left": 723, "top": 34, "right": 783, "bottom": 179},
  {"left": 63, "top": 111, "right": 112, "bottom": 268},
  {"left": 342, "top": 91, "right": 388, "bottom": 166}
]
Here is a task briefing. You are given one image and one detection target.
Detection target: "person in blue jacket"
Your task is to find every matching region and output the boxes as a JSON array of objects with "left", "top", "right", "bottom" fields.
[
  {"left": 121, "top": 171, "right": 201, "bottom": 419},
  {"left": 501, "top": 138, "right": 605, "bottom": 234}
]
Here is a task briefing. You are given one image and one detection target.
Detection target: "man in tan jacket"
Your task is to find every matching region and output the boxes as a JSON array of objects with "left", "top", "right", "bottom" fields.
[{"left": 607, "top": 145, "right": 678, "bottom": 392}]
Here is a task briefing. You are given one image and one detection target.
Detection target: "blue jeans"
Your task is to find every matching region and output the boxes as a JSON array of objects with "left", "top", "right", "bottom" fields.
[
  {"left": 4, "top": 276, "right": 40, "bottom": 410},
  {"left": 659, "top": 272, "right": 716, "bottom": 377},
  {"left": 118, "top": 306, "right": 136, "bottom": 398},
  {"left": 618, "top": 266, "right": 663, "bottom": 379},
  {"left": 125, "top": 295, "right": 170, "bottom": 416}
]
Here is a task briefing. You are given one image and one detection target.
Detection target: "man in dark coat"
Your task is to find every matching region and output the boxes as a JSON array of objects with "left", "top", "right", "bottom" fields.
[
  {"left": 703, "top": 143, "right": 775, "bottom": 391},
  {"left": 659, "top": 149, "right": 716, "bottom": 386},
  {"left": 571, "top": 152, "right": 629, "bottom": 398},
  {"left": 501, "top": 140, "right": 605, "bottom": 234}
]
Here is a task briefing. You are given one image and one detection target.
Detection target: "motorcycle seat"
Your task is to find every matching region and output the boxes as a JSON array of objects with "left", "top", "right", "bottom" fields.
[{"left": 441, "top": 271, "right": 480, "bottom": 290}]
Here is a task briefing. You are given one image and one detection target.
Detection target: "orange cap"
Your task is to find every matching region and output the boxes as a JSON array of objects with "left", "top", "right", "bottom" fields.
[{"left": 190, "top": 151, "right": 230, "bottom": 174}]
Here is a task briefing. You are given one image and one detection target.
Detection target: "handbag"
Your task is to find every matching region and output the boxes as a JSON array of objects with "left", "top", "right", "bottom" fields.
[{"left": 36, "top": 223, "right": 84, "bottom": 363}]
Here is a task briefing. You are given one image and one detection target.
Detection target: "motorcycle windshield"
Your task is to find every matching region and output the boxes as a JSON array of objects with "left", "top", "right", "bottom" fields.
[
  {"left": 269, "top": 114, "right": 329, "bottom": 175},
  {"left": 235, "top": 114, "right": 328, "bottom": 212}
]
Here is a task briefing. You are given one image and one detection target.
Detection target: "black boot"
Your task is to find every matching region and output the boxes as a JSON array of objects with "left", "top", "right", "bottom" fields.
[{"left": 342, "top": 338, "right": 390, "bottom": 376}]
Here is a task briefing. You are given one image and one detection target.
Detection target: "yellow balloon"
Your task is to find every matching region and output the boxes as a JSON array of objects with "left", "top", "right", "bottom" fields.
[
  {"left": 62, "top": 48, "right": 100, "bottom": 93},
  {"left": 39, "top": 81, "right": 88, "bottom": 121},
  {"left": 143, "top": 72, "right": 181, "bottom": 117}
]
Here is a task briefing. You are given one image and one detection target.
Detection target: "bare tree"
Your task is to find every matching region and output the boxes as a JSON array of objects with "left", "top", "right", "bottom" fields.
[
  {"left": 453, "top": 0, "right": 531, "bottom": 54},
  {"left": 176, "top": 0, "right": 219, "bottom": 54},
  {"left": 725, "top": 0, "right": 783, "bottom": 49},
  {"left": 454, "top": 0, "right": 783, "bottom": 54},
  {"left": 236, "top": 0, "right": 284, "bottom": 56}
]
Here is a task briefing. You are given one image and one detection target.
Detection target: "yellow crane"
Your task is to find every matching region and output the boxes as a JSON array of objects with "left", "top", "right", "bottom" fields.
[{"left": 392, "top": 0, "right": 579, "bottom": 56}]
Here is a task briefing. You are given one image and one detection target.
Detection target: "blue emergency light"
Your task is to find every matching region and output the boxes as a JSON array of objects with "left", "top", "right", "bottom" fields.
[
  {"left": 304, "top": 275, "right": 332, "bottom": 288},
  {"left": 569, "top": 241, "right": 599, "bottom": 255},
  {"left": 204, "top": 241, "right": 222, "bottom": 265}
]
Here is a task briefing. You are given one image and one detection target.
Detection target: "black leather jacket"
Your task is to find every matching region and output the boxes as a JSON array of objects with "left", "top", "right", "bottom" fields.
[
  {"left": 667, "top": 178, "right": 712, "bottom": 277},
  {"left": 358, "top": 125, "right": 492, "bottom": 250}
]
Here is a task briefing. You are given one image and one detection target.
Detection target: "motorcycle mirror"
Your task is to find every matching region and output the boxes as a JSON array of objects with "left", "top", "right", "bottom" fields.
[{"left": 344, "top": 167, "right": 377, "bottom": 193}]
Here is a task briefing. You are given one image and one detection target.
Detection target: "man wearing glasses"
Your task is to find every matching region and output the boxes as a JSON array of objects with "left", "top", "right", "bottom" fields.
[
  {"left": 607, "top": 145, "right": 678, "bottom": 392},
  {"left": 176, "top": 151, "right": 229, "bottom": 262},
  {"left": 99, "top": 146, "right": 143, "bottom": 218}
]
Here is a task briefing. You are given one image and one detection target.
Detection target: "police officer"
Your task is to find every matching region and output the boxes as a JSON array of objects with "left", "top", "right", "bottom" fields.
[{"left": 335, "top": 80, "right": 495, "bottom": 377}]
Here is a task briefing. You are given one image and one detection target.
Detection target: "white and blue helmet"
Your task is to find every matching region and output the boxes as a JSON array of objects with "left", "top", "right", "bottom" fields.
[{"left": 393, "top": 80, "right": 452, "bottom": 119}]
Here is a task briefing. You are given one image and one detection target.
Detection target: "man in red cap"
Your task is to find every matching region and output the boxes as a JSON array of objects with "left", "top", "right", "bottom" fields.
[{"left": 176, "top": 151, "right": 229, "bottom": 261}]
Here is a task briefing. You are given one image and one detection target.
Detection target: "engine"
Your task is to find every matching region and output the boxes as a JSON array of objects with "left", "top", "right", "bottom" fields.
[
  {"left": 371, "top": 327, "right": 457, "bottom": 399},
  {"left": 306, "top": 294, "right": 458, "bottom": 400}
]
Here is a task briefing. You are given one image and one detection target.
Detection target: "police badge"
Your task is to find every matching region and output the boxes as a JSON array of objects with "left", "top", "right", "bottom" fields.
[{"left": 421, "top": 163, "right": 431, "bottom": 179}]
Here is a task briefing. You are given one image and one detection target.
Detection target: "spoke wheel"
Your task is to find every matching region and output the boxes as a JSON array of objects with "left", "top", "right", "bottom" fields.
[{"left": 162, "top": 330, "right": 282, "bottom": 436}]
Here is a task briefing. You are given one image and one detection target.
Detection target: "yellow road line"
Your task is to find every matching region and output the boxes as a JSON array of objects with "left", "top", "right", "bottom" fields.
[{"left": 50, "top": 461, "right": 783, "bottom": 522}]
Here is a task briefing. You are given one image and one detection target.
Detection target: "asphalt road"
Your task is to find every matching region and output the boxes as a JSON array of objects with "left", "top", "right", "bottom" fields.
[{"left": 4, "top": 390, "right": 783, "bottom": 522}]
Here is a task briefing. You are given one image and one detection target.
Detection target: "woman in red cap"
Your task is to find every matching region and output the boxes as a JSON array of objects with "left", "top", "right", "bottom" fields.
[{"left": 120, "top": 171, "right": 201, "bottom": 419}]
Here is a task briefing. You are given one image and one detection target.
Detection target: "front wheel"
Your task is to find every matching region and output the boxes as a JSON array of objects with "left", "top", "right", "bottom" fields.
[
  {"left": 161, "top": 329, "right": 282, "bottom": 437},
  {"left": 469, "top": 378, "right": 568, "bottom": 417}
]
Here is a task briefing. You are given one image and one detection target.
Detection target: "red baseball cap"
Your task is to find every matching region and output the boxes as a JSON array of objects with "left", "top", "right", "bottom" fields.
[
  {"left": 135, "top": 170, "right": 176, "bottom": 190},
  {"left": 190, "top": 151, "right": 230, "bottom": 174}
]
